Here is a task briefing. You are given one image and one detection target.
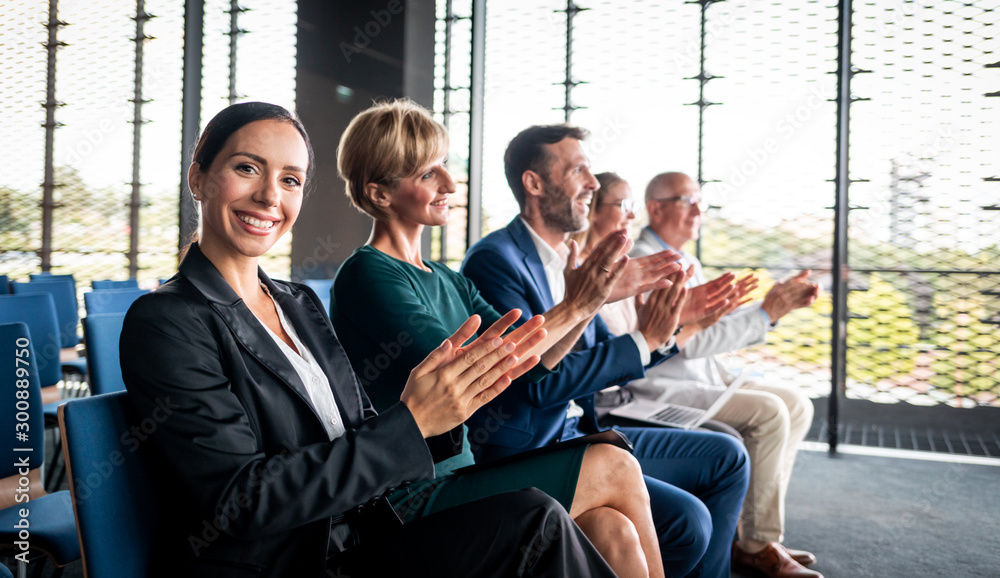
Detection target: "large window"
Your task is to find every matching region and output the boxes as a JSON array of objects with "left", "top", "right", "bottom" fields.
[
  {"left": 434, "top": 0, "right": 1000, "bottom": 412},
  {"left": 0, "top": 0, "right": 298, "bottom": 285}
]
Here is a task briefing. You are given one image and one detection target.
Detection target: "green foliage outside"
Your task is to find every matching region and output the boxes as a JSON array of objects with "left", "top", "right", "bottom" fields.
[
  {"left": 846, "top": 273, "right": 921, "bottom": 384},
  {"left": 701, "top": 220, "right": 999, "bottom": 404}
]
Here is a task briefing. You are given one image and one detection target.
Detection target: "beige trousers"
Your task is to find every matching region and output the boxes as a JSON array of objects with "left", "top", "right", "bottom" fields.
[{"left": 711, "top": 381, "right": 814, "bottom": 545}]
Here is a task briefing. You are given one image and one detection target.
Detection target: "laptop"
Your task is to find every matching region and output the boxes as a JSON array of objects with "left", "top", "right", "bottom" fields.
[{"left": 609, "top": 364, "right": 757, "bottom": 429}]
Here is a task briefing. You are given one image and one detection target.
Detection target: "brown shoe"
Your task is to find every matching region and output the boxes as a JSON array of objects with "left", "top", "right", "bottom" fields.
[
  {"left": 784, "top": 547, "right": 817, "bottom": 567},
  {"left": 732, "top": 542, "right": 824, "bottom": 578}
]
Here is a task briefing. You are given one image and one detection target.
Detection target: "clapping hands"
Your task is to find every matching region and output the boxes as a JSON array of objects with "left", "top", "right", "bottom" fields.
[
  {"left": 761, "top": 270, "right": 820, "bottom": 323},
  {"left": 400, "top": 310, "right": 547, "bottom": 438}
]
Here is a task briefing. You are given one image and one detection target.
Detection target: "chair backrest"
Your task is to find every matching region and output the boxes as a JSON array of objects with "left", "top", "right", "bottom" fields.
[
  {"left": 60, "top": 391, "right": 160, "bottom": 578},
  {"left": 0, "top": 323, "right": 45, "bottom": 477},
  {"left": 91, "top": 279, "right": 139, "bottom": 291},
  {"left": 11, "top": 277, "right": 81, "bottom": 348},
  {"left": 0, "top": 295, "right": 63, "bottom": 387},
  {"left": 82, "top": 314, "right": 127, "bottom": 396},
  {"left": 0, "top": 275, "right": 9, "bottom": 295},
  {"left": 31, "top": 273, "right": 75, "bottom": 283},
  {"left": 302, "top": 278, "right": 334, "bottom": 318},
  {"left": 83, "top": 288, "right": 149, "bottom": 316}
]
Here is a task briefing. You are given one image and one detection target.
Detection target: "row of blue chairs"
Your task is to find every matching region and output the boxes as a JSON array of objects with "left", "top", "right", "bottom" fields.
[
  {"left": 0, "top": 275, "right": 334, "bottom": 576},
  {"left": 0, "top": 274, "right": 138, "bottom": 293},
  {"left": 0, "top": 313, "right": 130, "bottom": 576},
  {"left": 0, "top": 275, "right": 144, "bottom": 575}
]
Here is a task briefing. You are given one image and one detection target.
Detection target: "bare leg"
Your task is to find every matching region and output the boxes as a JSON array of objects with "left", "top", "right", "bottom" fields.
[
  {"left": 570, "top": 444, "right": 664, "bottom": 578},
  {"left": 575, "top": 506, "right": 649, "bottom": 577}
]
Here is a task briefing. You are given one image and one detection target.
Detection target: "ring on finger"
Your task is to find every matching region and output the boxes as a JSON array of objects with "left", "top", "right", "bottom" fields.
[{"left": 600, "top": 264, "right": 611, "bottom": 273}]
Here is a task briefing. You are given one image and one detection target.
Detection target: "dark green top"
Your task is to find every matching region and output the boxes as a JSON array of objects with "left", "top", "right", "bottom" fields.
[{"left": 332, "top": 245, "right": 506, "bottom": 474}]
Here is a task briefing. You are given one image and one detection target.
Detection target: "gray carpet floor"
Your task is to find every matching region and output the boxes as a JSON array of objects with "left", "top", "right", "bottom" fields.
[
  {"left": 13, "top": 447, "right": 1000, "bottom": 577},
  {"left": 733, "top": 448, "right": 1000, "bottom": 578}
]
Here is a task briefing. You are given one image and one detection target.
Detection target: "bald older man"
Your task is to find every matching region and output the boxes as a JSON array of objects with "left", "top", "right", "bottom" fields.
[{"left": 629, "top": 172, "right": 823, "bottom": 578}]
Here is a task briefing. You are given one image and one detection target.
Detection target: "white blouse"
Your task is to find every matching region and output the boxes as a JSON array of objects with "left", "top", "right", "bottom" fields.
[{"left": 258, "top": 284, "right": 346, "bottom": 441}]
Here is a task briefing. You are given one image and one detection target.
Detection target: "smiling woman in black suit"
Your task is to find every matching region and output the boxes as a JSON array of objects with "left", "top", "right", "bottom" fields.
[{"left": 118, "top": 102, "right": 618, "bottom": 578}]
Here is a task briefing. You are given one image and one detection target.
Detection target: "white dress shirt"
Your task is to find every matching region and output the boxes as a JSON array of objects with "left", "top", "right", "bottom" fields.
[
  {"left": 519, "top": 217, "right": 656, "bottom": 365},
  {"left": 629, "top": 227, "right": 773, "bottom": 408},
  {"left": 259, "top": 284, "right": 346, "bottom": 441}
]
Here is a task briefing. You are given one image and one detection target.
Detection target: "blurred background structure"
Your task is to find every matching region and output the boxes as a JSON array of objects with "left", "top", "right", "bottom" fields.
[{"left": 1, "top": 0, "right": 998, "bottom": 457}]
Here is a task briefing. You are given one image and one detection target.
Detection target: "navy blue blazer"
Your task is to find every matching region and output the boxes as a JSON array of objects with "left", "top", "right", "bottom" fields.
[{"left": 461, "top": 218, "right": 676, "bottom": 461}]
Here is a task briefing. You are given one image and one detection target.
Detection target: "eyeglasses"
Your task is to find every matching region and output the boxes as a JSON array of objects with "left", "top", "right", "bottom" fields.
[
  {"left": 597, "top": 199, "right": 636, "bottom": 213},
  {"left": 653, "top": 195, "right": 702, "bottom": 208}
]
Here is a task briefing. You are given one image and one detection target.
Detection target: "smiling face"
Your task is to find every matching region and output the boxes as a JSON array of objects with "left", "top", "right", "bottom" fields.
[
  {"left": 190, "top": 119, "right": 309, "bottom": 264},
  {"left": 382, "top": 155, "right": 456, "bottom": 229},
  {"left": 590, "top": 180, "right": 636, "bottom": 243},
  {"left": 647, "top": 173, "right": 702, "bottom": 249},
  {"left": 536, "top": 137, "right": 599, "bottom": 234}
]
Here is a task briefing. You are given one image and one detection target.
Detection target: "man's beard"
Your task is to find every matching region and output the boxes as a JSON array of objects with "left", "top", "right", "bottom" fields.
[{"left": 539, "top": 178, "right": 588, "bottom": 234}]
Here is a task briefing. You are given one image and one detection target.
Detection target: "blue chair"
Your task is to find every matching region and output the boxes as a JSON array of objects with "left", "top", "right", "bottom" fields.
[
  {"left": 82, "top": 313, "right": 127, "bottom": 396},
  {"left": 11, "top": 277, "right": 89, "bottom": 382},
  {"left": 60, "top": 390, "right": 160, "bottom": 578},
  {"left": 91, "top": 279, "right": 139, "bottom": 291},
  {"left": 83, "top": 288, "right": 148, "bottom": 316},
  {"left": 0, "top": 275, "right": 9, "bottom": 295},
  {"left": 302, "top": 278, "right": 335, "bottom": 319},
  {"left": 42, "top": 313, "right": 131, "bottom": 494},
  {"left": 11, "top": 278, "right": 82, "bottom": 349},
  {"left": 0, "top": 293, "right": 86, "bottom": 491},
  {"left": 0, "top": 294, "right": 64, "bottom": 388},
  {"left": 30, "top": 273, "right": 75, "bottom": 283},
  {"left": 0, "top": 323, "right": 81, "bottom": 575}
]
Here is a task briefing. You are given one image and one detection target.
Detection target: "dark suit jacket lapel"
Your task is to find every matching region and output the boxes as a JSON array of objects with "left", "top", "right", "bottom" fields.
[
  {"left": 507, "top": 218, "right": 556, "bottom": 311},
  {"left": 179, "top": 244, "right": 326, "bottom": 429},
  {"left": 267, "top": 280, "right": 367, "bottom": 427}
]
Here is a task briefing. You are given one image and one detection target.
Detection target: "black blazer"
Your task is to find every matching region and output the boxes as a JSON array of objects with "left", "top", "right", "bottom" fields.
[{"left": 120, "top": 243, "right": 435, "bottom": 578}]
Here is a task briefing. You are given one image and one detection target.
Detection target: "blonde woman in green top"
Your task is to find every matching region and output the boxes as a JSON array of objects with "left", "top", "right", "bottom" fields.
[{"left": 332, "top": 99, "right": 682, "bottom": 578}]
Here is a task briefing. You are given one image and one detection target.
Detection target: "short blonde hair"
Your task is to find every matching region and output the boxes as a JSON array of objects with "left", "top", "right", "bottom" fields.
[{"left": 337, "top": 99, "right": 449, "bottom": 220}]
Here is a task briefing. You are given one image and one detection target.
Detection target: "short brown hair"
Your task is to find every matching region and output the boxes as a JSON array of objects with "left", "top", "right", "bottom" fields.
[
  {"left": 504, "top": 124, "right": 589, "bottom": 211},
  {"left": 337, "top": 99, "right": 449, "bottom": 219}
]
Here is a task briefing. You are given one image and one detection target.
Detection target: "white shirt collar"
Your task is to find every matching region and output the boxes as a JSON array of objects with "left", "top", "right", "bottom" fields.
[{"left": 520, "top": 216, "right": 570, "bottom": 302}]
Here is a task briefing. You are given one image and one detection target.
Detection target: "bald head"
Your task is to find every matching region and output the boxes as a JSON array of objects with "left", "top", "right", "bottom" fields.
[
  {"left": 644, "top": 171, "right": 702, "bottom": 249},
  {"left": 645, "top": 172, "right": 695, "bottom": 203}
]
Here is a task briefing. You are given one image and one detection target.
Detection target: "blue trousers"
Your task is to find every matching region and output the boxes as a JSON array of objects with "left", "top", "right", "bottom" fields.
[
  {"left": 565, "top": 421, "right": 749, "bottom": 577},
  {"left": 621, "top": 427, "right": 749, "bottom": 577}
]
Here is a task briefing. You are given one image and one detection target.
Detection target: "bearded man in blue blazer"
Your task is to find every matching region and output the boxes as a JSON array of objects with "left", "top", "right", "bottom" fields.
[{"left": 461, "top": 125, "right": 750, "bottom": 578}]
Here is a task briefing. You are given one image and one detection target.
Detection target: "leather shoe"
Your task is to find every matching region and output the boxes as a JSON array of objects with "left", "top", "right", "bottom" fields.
[
  {"left": 784, "top": 547, "right": 817, "bottom": 567},
  {"left": 732, "top": 542, "right": 824, "bottom": 578}
]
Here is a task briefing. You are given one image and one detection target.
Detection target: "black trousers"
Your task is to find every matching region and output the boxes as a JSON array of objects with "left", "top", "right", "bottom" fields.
[{"left": 328, "top": 488, "right": 615, "bottom": 577}]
